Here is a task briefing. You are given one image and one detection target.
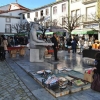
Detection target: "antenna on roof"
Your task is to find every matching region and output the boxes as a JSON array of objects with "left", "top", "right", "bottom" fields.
[{"left": 16, "top": 0, "right": 18, "bottom": 3}]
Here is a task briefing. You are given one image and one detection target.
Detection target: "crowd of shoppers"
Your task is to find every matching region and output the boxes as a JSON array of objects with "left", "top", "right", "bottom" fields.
[{"left": 0, "top": 35, "right": 28, "bottom": 60}]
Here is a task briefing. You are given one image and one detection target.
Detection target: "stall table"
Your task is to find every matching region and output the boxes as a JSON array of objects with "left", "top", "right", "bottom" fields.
[
  {"left": 83, "top": 49, "right": 100, "bottom": 59},
  {"left": 8, "top": 46, "right": 26, "bottom": 57}
]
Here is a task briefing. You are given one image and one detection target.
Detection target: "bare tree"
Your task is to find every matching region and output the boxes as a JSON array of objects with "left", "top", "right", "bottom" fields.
[
  {"left": 12, "top": 23, "right": 24, "bottom": 34},
  {"left": 38, "top": 17, "right": 58, "bottom": 38},
  {"left": 91, "top": 14, "right": 100, "bottom": 31},
  {"left": 24, "top": 22, "right": 31, "bottom": 33},
  {"left": 61, "top": 15, "right": 82, "bottom": 34}
]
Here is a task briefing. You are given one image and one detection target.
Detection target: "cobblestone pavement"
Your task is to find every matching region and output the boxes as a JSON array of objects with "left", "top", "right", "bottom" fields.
[{"left": 0, "top": 61, "right": 37, "bottom": 100}]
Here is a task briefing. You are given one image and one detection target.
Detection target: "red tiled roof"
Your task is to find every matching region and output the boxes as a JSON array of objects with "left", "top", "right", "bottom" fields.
[
  {"left": 0, "top": 10, "right": 8, "bottom": 14},
  {"left": 9, "top": 3, "right": 30, "bottom": 11},
  {"left": 0, "top": 3, "right": 30, "bottom": 14}
]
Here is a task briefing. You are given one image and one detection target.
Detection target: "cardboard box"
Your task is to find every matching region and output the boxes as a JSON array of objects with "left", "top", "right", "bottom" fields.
[
  {"left": 84, "top": 71, "right": 94, "bottom": 83},
  {"left": 19, "top": 49, "right": 25, "bottom": 56}
]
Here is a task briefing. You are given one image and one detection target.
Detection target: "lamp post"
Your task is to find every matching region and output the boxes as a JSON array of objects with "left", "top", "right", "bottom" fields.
[
  {"left": 68, "top": 0, "right": 70, "bottom": 18},
  {"left": 97, "top": 0, "right": 100, "bottom": 40},
  {"left": 67, "top": 0, "right": 71, "bottom": 37}
]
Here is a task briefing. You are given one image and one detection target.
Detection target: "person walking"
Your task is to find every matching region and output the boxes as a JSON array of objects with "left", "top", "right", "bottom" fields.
[
  {"left": 67, "top": 37, "right": 72, "bottom": 53},
  {"left": 51, "top": 33, "right": 59, "bottom": 61},
  {"left": 71, "top": 38, "right": 77, "bottom": 53}
]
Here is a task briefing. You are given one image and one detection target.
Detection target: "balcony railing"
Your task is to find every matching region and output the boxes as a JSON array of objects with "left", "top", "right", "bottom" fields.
[
  {"left": 82, "top": 0, "right": 97, "bottom": 4},
  {"left": 82, "top": 15, "right": 97, "bottom": 23}
]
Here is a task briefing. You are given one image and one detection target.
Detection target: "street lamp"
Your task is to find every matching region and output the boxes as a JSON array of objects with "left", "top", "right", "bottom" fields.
[
  {"left": 97, "top": 0, "right": 100, "bottom": 40},
  {"left": 68, "top": 0, "right": 70, "bottom": 17}
]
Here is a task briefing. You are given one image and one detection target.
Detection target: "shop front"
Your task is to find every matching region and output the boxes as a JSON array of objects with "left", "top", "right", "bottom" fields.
[{"left": 71, "top": 28, "right": 98, "bottom": 40}]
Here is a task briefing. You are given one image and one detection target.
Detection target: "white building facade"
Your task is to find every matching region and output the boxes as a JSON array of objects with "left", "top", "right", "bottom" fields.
[
  {"left": 0, "top": 0, "right": 99, "bottom": 38},
  {"left": 21, "top": 0, "right": 68, "bottom": 33},
  {"left": 70, "top": 0, "right": 98, "bottom": 30},
  {"left": 0, "top": 3, "right": 29, "bottom": 35},
  {"left": 21, "top": 0, "right": 98, "bottom": 37}
]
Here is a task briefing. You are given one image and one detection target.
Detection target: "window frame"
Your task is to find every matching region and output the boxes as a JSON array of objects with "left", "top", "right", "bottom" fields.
[
  {"left": 5, "top": 24, "right": 11, "bottom": 33},
  {"left": 35, "top": 12, "right": 38, "bottom": 17},
  {"left": 27, "top": 13, "right": 30, "bottom": 18},
  {"left": 62, "top": 3, "right": 66, "bottom": 12},
  {"left": 53, "top": 6, "right": 57, "bottom": 14},
  {"left": 45, "top": 8, "right": 49, "bottom": 15},
  {"left": 6, "top": 17, "right": 11, "bottom": 23}
]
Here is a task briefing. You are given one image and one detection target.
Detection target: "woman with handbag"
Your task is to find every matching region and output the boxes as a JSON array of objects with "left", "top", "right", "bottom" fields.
[{"left": 91, "top": 52, "right": 100, "bottom": 92}]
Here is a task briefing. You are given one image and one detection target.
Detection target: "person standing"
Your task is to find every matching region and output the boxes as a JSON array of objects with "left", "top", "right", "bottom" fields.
[
  {"left": 1, "top": 36, "right": 8, "bottom": 59},
  {"left": 79, "top": 37, "right": 84, "bottom": 53},
  {"left": 71, "top": 38, "right": 77, "bottom": 53},
  {"left": 51, "top": 33, "right": 59, "bottom": 61}
]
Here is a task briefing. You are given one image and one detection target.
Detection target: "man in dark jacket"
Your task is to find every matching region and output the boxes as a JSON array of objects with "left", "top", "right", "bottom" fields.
[{"left": 51, "top": 33, "right": 59, "bottom": 61}]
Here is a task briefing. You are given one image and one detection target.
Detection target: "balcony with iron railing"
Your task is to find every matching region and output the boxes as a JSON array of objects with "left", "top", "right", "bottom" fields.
[
  {"left": 82, "top": 15, "right": 97, "bottom": 23},
  {"left": 82, "top": 0, "right": 97, "bottom": 4}
]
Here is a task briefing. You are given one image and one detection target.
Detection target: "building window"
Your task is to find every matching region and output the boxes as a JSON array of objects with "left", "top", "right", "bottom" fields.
[
  {"left": 5, "top": 24, "right": 11, "bottom": 33},
  {"left": 76, "top": 9, "right": 80, "bottom": 17},
  {"left": 27, "top": 13, "right": 30, "bottom": 18},
  {"left": 46, "top": 9, "right": 49, "bottom": 15},
  {"left": 62, "top": 4, "right": 66, "bottom": 12},
  {"left": 71, "top": 10, "right": 76, "bottom": 17},
  {"left": 53, "top": 19, "right": 57, "bottom": 26},
  {"left": 6, "top": 17, "right": 11, "bottom": 22},
  {"left": 53, "top": 6, "right": 57, "bottom": 14},
  {"left": 35, "top": 12, "right": 38, "bottom": 17},
  {"left": 40, "top": 10, "right": 43, "bottom": 17},
  {"left": 23, "top": 14, "right": 25, "bottom": 19},
  {"left": 86, "top": 6, "right": 96, "bottom": 20},
  {"left": 62, "top": 18, "right": 65, "bottom": 26}
]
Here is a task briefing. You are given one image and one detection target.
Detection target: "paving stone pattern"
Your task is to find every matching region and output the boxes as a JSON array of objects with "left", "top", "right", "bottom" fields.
[{"left": 0, "top": 61, "right": 37, "bottom": 100}]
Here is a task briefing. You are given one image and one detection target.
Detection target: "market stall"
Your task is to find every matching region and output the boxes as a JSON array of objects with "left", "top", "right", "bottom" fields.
[
  {"left": 83, "top": 49, "right": 100, "bottom": 59},
  {"left": 8, "top": 46, "right": 26, "bottom": 57}
]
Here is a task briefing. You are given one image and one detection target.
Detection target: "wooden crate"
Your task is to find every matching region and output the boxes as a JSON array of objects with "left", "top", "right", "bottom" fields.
[{"left": 19, "top": 49, "right": 25, "bottom": 56}]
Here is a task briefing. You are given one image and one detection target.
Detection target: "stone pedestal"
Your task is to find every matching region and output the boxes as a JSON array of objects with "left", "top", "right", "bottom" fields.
[
  {"left": 30, "top": 42, "right": 54, "bottom": 62},
  {"left": 30, "top": 49, "right": 44, "bottom": 62}
]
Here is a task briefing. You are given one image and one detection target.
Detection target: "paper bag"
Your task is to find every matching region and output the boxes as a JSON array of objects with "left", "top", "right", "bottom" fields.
[{"left": 84, "top": 71, "right": 94, "bottom": 83}]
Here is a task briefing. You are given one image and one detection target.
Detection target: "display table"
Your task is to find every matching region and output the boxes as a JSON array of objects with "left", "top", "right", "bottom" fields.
[
  {"left": 7, "top": 46, "right": 26, "bottom": 57},
  {"left": 83, "top": 49, "right": 100, "bottom": 59}
]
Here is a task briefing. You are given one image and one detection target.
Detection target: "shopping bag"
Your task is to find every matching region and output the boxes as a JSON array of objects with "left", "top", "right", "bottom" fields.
[
  {"left": 84, "top": 71, "right": 94, "bottom": 83},
  {"left": 91, "top": 74, "right": 100, "bottom": 92}
]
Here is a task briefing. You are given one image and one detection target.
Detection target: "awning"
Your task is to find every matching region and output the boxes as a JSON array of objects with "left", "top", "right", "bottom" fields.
[
  {"left": 45, "top": 32, "right": 54, "bottom": 35},
  {"left": 71, "top": 29, "right": 98, "bottom": 35}
]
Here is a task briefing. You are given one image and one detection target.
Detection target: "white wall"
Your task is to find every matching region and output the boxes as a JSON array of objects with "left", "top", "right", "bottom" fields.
[
  {"left": 0, "top": 18, "right": 6, "bottom": 33},
  {"left": 23, "top": 6, "right": 51, "bottom": 23},
  {"left": 70, "top": 1, "right": 97, "bottom": 16},
  {"left": 0, "top": 9, "right": 27, "bottom": 34},
  {"left": 52, "top": 1, "right": 68, "bottom": 26},
  {"left": 22, "top": 1, "right": 68, "bottom": 26}
]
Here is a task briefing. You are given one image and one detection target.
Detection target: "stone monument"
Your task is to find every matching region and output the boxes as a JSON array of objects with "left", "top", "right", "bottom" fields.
[{"left": 29, "top": 22, "right": 54, "bottom": 62}]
